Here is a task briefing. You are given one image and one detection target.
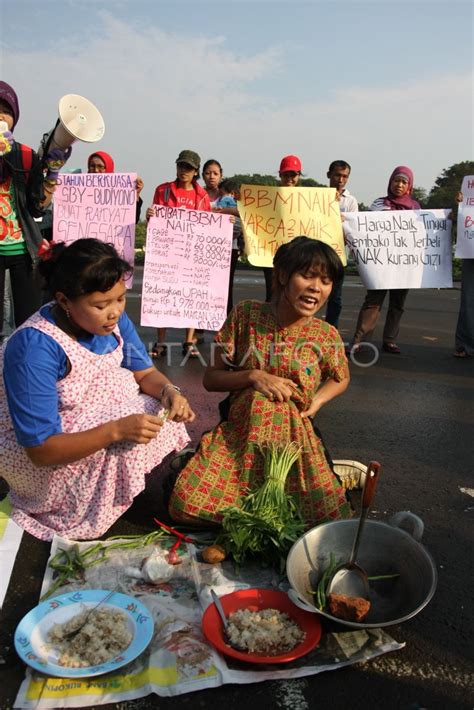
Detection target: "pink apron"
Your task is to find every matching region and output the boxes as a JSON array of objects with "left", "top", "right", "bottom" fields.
[{"left": 0, "top": 312, "right": 189, "bottom": 540}]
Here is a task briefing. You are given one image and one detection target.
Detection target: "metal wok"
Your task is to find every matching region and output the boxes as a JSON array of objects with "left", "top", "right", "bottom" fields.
[{"left": 286, "top": 512, "right": 437, "bottom": 629}]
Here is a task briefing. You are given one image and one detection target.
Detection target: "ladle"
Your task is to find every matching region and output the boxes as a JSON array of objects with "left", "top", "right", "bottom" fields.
[{"left": 326, "top": 461, "right": 381, "bottom": 600}]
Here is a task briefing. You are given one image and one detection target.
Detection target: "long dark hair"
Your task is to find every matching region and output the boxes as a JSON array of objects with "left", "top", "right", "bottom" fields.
[
  {"left": 38, "top": 239, "right": 133, "bottom": 299},
  {"left": 272, "top": 236, "right": 343, "bottom": 296},
  {"left": 202, "top": 159, "right": 223, "bottom": 175}
]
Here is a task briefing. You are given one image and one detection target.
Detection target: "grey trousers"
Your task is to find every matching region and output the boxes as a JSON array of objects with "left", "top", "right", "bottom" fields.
[
  {"left": 454, "top": 259, "right": 474, "bottom": 355},
  {"left": 353, "top": 289, "right": 409, "bottom": 344}
]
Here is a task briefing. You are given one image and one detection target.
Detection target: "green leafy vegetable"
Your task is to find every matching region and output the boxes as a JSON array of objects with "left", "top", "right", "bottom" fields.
[
  {"left": 216, "top": 442, "right": 305, "bottom": 571},
  {"left": 42, "top": 529, "right": 170, "bottom": 600},
  {"left": 311, "top": 552, "right": 339, "bottom": 610}
]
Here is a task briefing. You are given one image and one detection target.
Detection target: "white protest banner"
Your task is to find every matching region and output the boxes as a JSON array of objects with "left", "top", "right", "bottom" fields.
[
  {"left": 343, "top": 210, "right": 453, "bottom": 289},
  {"left": 140, "top": 206, "right": 233, "bottom": 330},
  {"left": 52, "top": 173, "right": 137, "bottom": 271},
  {"left": 455, "top": 175, "right": 474, "bottom": 258},
  {"left": 238, "top": 184, "right": 346, "bottom": 267}
]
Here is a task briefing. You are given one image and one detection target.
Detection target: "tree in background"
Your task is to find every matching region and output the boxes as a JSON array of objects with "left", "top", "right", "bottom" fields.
[
  {"left": 300, "top": 177, "right": 324, "bottom": 187},
  {"left": 135, "top": 220, "right": 146, "bottom": 249},
  {"left": 412, "top": 186, "right": 428, "bottom": 208},
  {"left": 427, "top": 161, "right": 474, "bottom": 208},
  {"left": 230, "top": 174, "right": 278, "bottom": 186},
  {"left": 228, "top": 174, "right": 324, "bottom": 188}
]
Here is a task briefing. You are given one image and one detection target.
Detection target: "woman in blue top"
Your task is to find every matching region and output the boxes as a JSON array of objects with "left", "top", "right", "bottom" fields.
[{"left": 0, "top": 238, "right": 194, "bottom": 540}]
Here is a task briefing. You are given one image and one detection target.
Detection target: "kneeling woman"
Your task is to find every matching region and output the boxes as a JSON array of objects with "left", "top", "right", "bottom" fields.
[
  {"left": 0, "top": 239, "right": 195, "bottom": 541},
  {"left": 169, "top": 236, "right": 351, "bottom": 528}
]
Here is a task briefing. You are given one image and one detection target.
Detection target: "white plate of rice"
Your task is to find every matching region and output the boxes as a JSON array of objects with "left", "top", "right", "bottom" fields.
[{"left": 14, "top": 589, "right": 154, "bottom": 677}]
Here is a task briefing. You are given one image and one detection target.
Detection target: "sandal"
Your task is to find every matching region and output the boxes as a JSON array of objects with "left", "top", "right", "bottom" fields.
[
  {"left": 182, "top": 342, "right": 200, "bottom": 358},
  {"left": 383, "top": 342, "right": 401, "bottom": 354},
  {"left": 345, "top": 343, "right": 361, "bottom": 356},
  {"left": 150, "top": 343, "right": 167, "bottom": 358},
  {"left": 453, "top": 348, "right": 469, "bottom": 358}
]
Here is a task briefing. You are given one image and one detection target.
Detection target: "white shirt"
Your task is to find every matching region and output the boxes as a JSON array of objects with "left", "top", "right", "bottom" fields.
[{"left": 339, "top": 188, "right": 358, "bottom": 213}]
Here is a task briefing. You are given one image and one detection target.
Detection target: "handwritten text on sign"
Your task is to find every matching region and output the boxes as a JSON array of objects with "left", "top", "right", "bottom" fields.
[
  {"left": 237, "top": 185, "right": 346, "bottom": 267},
  {"left": 343, "top": 210, "right": 452, "bottom": 289},
  {"left": 455, "top": 175, "right": 474, "bottom": 259},
  {"left": 53, "top": 173, "right": 137, "bottom": 267},
  {"left": 140, "top": 207, "right": 233, "bottom": 330}
]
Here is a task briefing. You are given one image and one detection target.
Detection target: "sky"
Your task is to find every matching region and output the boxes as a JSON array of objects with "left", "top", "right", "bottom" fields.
[{"left": 1, "top": 0, "right": 472, "bottom": 207}]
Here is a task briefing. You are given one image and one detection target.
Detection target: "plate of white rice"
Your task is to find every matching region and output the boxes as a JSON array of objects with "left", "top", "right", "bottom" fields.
[
  {"left": 202, "top": 588, "right": 321, "bottom": 664},
  {"left": 14, "top": 589, "right": 154, "bottom": 677}
]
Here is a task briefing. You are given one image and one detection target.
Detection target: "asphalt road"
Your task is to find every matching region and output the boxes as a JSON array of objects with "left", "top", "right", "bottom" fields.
[{"left": 1, "top": 268, "right": 473, "bottom": 710}]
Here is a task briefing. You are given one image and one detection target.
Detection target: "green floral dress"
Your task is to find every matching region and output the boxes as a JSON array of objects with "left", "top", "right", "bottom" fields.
[{"left": 169, "top": 300, "right": 351, "bottom": 527}]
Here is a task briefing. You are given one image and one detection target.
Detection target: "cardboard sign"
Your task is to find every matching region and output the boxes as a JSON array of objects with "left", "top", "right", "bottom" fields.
[
  {"left": 343, "top": 210, "right": 453, "bottom": 288},
  {"left": 455, "top": 176, "right": 474, "bottom": 258},
  {"left": 237, "top": 185, "right": 346, "bottom": 267},
  {"left": 53, "top": 173, "right": 137, "bottom": 269},
  {"left": 140, "top": 206, "right": 233, "bottom": 330}
]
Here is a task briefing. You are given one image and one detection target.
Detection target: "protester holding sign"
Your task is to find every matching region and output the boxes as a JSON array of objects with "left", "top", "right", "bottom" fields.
[
  {"left": 454, "top": 189, "right": 474, "bottom": 358},
  {"left": 202, "top": 158, "right": 223, "bottom": 207},
  {"left": 262, "top": 154, "right": 303, "bottom": 302},
  {"left": 0, "top": 239, "right": 194, "bottom": 541},
  {"left": 146, "top": 149, "right": 211, "bottom": 358},
  {"left": 169, "top": 236, "right": 351, "bottom": 528},
  {"left": 87, "top": 150, "right": 144, "bottom": 223},
  {"left": 215, "top": 178, "right": 242, "bottom": 313},
  {"left": 0, "top": 81, "right": 67, "bottom": 335},
  {"left": 325, "top": 160, "right": 358, "bottom": 328},
  {"left": 196, "top": 158, "right": 226, "bottom": 342},
  {"left": 349, "top": 166, "right": 420, "bottom": 354}
]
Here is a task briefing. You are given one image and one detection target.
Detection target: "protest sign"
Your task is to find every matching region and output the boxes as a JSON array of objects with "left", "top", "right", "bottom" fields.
[
  {"left": 455, "top": 176, "right": 474, "bottom": 258},
  {"left": 52, "top": 173, "right": 137, "bottom": 269},
  {"left": 140, "top": 206, "right": 233, "bottom": 330},
  {"left": 238, "top": 185, "right": 346, "bottom": 267},
  {"left": 343, "top": 210, "right": 452, "bottom": 288}
]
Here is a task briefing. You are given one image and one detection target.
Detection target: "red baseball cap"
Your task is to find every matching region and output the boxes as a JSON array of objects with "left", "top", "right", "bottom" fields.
[{"left": 279, "top": 155, "right": 302, "bottom": 173}]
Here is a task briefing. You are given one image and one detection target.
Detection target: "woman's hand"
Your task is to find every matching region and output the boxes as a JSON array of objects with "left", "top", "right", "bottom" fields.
[
  {"left": 162, "top": 388, "right": 196, "bottom": 423},
  {"left": 300, "top": 399, "right": 322, "bottom": 419},
  {"left": 146, "top": 206, "right": 155, "bottom": 220},
  {"left": 249, "top": 371, "right": 297, "bottom": 402},
  {"left": 300, "top": 375, "right": 350, "bottom": 419},
  {"left": 113, "top": 413, "right": 165, "bottom": 444}
]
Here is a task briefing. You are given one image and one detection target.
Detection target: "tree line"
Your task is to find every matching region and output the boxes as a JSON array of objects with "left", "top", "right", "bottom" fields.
[
  {"left": 227, "top": 161, "right": 474, "bottom": 211},
  {"left": 136, "top": 161, "right": 473, "bottom": 245}
]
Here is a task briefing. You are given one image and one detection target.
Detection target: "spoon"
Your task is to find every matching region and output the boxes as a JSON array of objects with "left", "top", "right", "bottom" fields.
[
  {"left": 63, "top": 586, "right": 118, "bottom": 640},
  {"left": 326, "top": 461, "right": 381, "bottom": 600},
  {"left": 210, "top": 589, "right": 246, "bottom": 652}
]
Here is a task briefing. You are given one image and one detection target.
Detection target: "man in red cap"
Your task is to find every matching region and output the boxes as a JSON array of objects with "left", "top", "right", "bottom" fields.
[
  {"left": 279, "top": 154, "right": 302, "bottom": 187},
  {"left": 262, "top": 155, "right": 304, "bottom": 300}
]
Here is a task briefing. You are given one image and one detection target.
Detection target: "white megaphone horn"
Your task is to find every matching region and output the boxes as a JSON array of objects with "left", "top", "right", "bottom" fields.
[{"left": 38, "top": 94, "right": 105, "bottom": 159}]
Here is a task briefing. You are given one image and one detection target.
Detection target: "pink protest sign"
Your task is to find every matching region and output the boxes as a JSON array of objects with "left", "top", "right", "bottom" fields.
[
  {"left": 141, "top": 206, "right": 233, "bottom": 330},
  {"left": 52, "top": 173, "right": 137, "bottom": 271}
]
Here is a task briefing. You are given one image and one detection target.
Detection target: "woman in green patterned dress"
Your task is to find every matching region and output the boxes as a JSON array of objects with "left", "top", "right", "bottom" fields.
[{"left": 169, "top": 236, "right": 352, "bottom": 528}]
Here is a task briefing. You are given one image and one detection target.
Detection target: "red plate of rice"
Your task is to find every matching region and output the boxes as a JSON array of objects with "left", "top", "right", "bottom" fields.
[{"left": 202, "top": 588, "right": 321, "bottom": 664}]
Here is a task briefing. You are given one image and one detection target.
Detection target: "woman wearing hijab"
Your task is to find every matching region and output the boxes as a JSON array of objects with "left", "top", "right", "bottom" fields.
[
  {"left": 350, "top": 166, "right": 420, "bottom": 354},
  {"left": 0, "top": 81, "right": 67, "bottom": 335},
  {"left": 87, "top": 151, "right": 144, "bottom": 222}
]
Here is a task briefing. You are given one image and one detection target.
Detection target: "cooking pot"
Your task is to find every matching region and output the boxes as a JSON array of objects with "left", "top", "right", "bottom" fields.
[{"left": 286, "top": 512, "right": 437, "bottom": 629}]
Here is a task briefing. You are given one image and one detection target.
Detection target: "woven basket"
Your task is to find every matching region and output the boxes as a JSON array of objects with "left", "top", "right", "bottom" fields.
[{"left": 332, "top": 460, "right": 367, "bottom": 491}]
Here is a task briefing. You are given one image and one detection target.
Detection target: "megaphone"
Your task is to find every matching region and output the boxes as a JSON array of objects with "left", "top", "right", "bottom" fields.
[{"left": 38, "top": 94, "right": 105, "bottom": 158}]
